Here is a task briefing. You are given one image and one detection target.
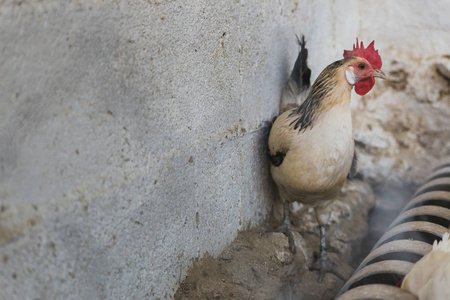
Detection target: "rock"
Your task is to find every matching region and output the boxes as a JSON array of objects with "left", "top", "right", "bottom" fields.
[
  {"left": 275, "top": 249, "right": 293, "bottom": 265},
  {"left": 436, "top": 61, "right": 450, "bottom": 81}
]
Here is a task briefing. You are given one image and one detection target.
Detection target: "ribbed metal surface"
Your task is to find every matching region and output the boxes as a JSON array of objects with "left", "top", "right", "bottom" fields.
[
  {"left": 336, "top": 160, "right": 450, "bottom": 299},
  {"left": 337, "top": 284, "right": 418, "bottom": 300}
]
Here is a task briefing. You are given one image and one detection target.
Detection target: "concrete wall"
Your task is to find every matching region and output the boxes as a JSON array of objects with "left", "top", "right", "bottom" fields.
[
  {"left": 0, "top": 1, "right": 340, "bottom": 299},
  {"left": 1, "top": 0, "right": 449, "bottom": 299}
]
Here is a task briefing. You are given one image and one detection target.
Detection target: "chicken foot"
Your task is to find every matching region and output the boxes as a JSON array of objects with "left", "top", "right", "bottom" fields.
[{"left": 309, "top": 225, "right": 346, "bottom": 282}]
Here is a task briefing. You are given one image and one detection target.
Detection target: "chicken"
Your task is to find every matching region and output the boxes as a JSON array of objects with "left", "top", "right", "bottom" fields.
[
  {"left": 401, "top": 232, "right": 450, "bottom": 300},
  {"left": 268, "top": 38, "right": 386, "bottom": 282}
]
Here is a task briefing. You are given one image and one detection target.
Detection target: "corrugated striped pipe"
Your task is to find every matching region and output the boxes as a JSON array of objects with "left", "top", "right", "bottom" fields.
[{"left": 336, "top": 159, "right": 450, "bottom": 300}]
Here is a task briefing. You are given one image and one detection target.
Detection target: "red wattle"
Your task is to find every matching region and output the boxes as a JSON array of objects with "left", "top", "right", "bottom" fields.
[{"left": 355, "top": 77, "right": 375, "bottom": 95}]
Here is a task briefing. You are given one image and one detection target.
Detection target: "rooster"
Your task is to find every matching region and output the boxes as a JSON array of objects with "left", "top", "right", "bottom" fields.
[
  {"left": 268, "top": 38, "right": 386, "bottom": 282},
  {"left": 401, "top": 232, "right": 450, "bottom": 300}
]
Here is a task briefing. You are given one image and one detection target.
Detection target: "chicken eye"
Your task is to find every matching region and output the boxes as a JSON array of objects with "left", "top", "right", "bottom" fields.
[{"left": 358, "top": 63, "right": 366, "bottom": 70}]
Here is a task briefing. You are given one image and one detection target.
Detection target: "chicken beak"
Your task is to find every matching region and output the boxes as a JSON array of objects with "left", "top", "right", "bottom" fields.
[{"left": 371, "top": 69, "right": 387, "bottom": 80}]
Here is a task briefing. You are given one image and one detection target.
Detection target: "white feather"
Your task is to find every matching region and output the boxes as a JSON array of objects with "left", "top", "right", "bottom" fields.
[
  {"left": 401, "top": 232, "right": 450, "bottom": 300},
  {"left": 345, "top": 69, "right": 356, "bottom": 85}
]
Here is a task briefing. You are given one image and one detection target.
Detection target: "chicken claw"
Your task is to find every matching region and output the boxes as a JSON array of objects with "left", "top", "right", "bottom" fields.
[
  {"left": 310, "top": 252, "right": 345, "bottom": 283},
  {"left": 309, "top": 225, "right": 346, "bottom": 282}
]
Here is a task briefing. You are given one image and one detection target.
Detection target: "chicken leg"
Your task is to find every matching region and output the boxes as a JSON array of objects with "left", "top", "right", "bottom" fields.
[
  {"left": 309, "top": 207, "right": 345, "bottom": 282},
  {"left": 280, "top": 202, "right": 296, "bottom": 253}
]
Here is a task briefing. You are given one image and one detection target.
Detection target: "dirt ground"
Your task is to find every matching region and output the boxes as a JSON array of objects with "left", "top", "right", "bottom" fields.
[{"left": 174, "top": 180, "right": 389, "bottom": 300}]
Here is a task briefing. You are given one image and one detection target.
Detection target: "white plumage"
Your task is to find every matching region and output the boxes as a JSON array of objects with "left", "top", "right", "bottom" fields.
[{"left": 401, "top": 232, "right": 450, "bottom": 300}]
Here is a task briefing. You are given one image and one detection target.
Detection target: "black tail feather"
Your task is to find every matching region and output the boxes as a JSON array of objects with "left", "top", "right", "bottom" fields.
[
  {"left": 290, "top": 35, "right": 311, "bottom": 95},
  {"left": 281, "top": 35, "right": 312, "bottom": 110}
]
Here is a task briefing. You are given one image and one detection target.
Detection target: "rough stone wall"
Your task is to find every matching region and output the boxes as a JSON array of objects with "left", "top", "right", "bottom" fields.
[
  {"left": 354, "top": 0, "right": 450, "bottom": 187},
  {"left": 1, "top": 0, "right": 449, "bottom": 299}
]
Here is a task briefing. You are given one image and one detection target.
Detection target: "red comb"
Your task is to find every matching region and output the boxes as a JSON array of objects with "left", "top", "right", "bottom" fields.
[{"left": 343, "top": 38, "right": 382, "bottom": 69}]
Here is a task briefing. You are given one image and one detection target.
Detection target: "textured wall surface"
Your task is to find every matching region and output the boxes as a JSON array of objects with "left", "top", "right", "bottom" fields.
[
  {"left": 1, "top": 0, "right": 449, "bottom": 299},
  {"left": 354, "top": 0, "right": 450, "bottom": 186},
  {"left": 0, "top": 1, "right": 338, "bottom": 299}
]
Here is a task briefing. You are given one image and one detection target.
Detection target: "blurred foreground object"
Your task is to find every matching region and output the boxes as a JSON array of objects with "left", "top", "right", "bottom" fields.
[
  {"left": 401, "top": 232, "right": 450, "bottom": 300},
  {"left": 337, "top": 159, "right": 450, "bottom": 299}
]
